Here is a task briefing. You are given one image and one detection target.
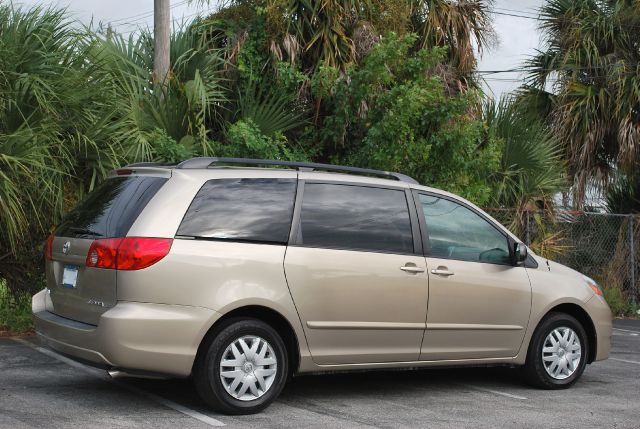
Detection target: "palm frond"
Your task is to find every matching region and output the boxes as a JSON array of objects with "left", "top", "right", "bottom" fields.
[
  {"left": 485, "top": 96, "right": 566, "bottom": 211},
  {"left": 237, "top": 79, "right": 307, "bottom": 136}
]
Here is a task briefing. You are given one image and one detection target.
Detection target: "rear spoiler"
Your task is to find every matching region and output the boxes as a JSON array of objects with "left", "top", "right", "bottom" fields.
[{"left": 108, "top": 166, "right": 172, "bottom": 179}]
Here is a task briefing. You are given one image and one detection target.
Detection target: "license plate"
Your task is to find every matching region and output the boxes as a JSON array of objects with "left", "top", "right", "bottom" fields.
[{"left": 62, "top": 265, "right": 79, "bottom": 288}]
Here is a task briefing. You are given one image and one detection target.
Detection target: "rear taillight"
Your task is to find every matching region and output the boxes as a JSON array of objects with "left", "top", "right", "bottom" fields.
[
  {"left": 86, "top": 238, "right": 123, "bottom": 269},
  {"left": 44, "top": 234, "right": 54, "bottom": 260},
  {"left": 117, "top": 237, "right": 173, "bottom": 270},
  {"left": 86, "top": 237, "right": 172, "bottom": 270}
]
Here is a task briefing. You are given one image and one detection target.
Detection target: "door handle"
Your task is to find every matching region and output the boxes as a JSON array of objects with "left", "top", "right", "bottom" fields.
[
  {"left": 430, "top": 268, "right": 454, "bottom": 277},
  {"left": 400, "top": 265, "right": 425, "bottom": 274}
]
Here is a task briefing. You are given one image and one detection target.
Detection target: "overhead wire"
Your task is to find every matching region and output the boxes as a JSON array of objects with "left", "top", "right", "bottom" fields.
[
  {"left": 116, "top": 7, "right": 213, "bottom": 36},
  {"left": 110, "top": 0, "right": 191, "bottom": 25}
]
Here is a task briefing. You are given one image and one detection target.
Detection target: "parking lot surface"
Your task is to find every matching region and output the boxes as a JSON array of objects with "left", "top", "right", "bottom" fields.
[{"left": 1, "top": 320, "right": 638, "bottom": 429}]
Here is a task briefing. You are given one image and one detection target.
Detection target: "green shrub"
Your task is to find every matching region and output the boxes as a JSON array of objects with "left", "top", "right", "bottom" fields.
[
  {"left": 318, "top": 33, "right": 501, "bottom": 205},
  {"left": 0, "top": 281, "right": 33, "bottom": 334},
  {"left": 218, "top": 119, "right": 306, "bottom": 161},
  {"left": 603, "top": 286, "right": 639, "bottom": 318},
  {"left": 149, "top": 128, "right": 194, "bottom": 164}
]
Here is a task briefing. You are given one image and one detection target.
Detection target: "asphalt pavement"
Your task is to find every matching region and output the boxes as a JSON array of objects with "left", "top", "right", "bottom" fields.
[{"left": 1, "top": 320, "right": 639, "bottom": 429}]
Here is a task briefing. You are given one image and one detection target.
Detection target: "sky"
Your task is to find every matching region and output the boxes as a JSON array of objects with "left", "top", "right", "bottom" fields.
[
  {"left": 15, "top": 0, "right": 545, "bottom": 99},
  {"left": 478, "top": 0, "right": 545, "bottom": 98}
]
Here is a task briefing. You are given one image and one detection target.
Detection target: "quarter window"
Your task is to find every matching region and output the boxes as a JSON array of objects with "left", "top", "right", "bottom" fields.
[
  {"left": 177, "top": 178, "right": 296, "bottom": 244},
  {"left": 298, "top": 183, "right": 414, "bottom": 254},
  {"left": 419, "top": 194, "right": 510, "bottom": 264}
]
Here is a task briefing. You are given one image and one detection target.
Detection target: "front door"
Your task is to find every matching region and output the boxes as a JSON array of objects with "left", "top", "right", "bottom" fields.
[
  {"left": 284, "top": 182, "right": 428, "bottom": 365},
  {"left": 415, "top": 192, "right": 532, "bottom": 360}
]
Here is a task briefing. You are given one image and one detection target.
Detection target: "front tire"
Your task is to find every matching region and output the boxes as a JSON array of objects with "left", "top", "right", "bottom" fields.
[
  {"left": 523, "top": 312, "right": 588, "bottom": 389},
  {"left": 194, "top": 318, "right": 288, "bottom": 415}
]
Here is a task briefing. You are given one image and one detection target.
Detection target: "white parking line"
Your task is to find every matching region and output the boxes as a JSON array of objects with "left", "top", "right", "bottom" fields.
[
  {"left": 460, "top": 384, "right": 527, "bottom": 400},
  {"left": 613, "top": 328, "right": 640, "bottom": 335},
  {"left": 610, "top": 357, "right": 640, "bottom": 366},
  {"left": 12, "top": 338, "right": 225, "bottom": 427},
  {"left": 612, "top": 332, "right": 639, "bottom": 337}
]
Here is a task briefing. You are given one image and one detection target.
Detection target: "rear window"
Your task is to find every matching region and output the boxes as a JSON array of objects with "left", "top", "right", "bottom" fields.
[
  {"left": 177, "top": 178, "right": 297, "bottom": 244},
  {"left": 56, "top": 176, "right": 167, "bottom": 238}
]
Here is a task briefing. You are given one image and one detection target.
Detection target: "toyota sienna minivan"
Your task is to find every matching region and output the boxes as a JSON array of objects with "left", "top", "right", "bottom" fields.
[{"left": 33, "top": 157, "right": 612, "bottom": 415}]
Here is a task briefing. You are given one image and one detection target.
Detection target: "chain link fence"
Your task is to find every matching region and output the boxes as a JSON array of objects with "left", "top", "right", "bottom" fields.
[{"left": 485, "top": 209, "right": 640, "bottom": 305}]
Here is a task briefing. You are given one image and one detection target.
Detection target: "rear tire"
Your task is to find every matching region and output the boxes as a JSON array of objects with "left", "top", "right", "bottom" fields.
[
  {"left": 523, "top": 312, "right": 588, "bottom": 389},
  {"left": 194, "top": 318, "right": 288, "bottom": 415}
]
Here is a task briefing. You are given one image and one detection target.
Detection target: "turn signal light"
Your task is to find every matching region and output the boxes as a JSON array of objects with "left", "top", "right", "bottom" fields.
[
  {"left": 587, "top": 283, "right": 603, "bottom": 297},
  {"left": 86, "top": 238, "right": 172, "bottom": 270},
  {"left": 583, "top": 275, "right": 603, "bottom": 297}
]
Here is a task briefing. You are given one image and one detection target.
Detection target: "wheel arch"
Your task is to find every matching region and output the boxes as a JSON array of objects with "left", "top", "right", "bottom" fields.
[
  {"left": 194, "top": 305, "right": 301, "bottom": 375},
  {"left": 539, "top": 303, "right": 598, "bottom": 364}
]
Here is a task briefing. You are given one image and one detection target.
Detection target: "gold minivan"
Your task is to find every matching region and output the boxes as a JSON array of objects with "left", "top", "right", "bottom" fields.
[{"left": 33, "top": 157, "right": 612, "bottom": 415}]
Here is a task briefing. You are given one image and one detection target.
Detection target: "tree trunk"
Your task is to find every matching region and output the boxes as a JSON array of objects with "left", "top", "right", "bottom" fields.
[{"left": 154, "top": 0, "right": 171, "bottom": 87}]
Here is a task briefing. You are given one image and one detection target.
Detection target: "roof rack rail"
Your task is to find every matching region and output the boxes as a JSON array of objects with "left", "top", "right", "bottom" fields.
[{"left": 175, "top": 157, "right": 419, "bottom": 184}]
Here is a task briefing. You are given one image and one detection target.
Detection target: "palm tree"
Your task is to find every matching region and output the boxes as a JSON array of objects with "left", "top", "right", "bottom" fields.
[
  {"left": 520, "top": 0, "right": 640, "bottom": 206},
  {"left": 0, "top": 6, "right": 228, "bottom": 292},
  {"left": 87, "top": 21, "right": 229, "bottom": 159},
  {"left": 483, "top": 96, "right": 566, "bottom": 228},
  {"left": 0, "top": 5, "right": 124, "bottom": 293},
  {"left": 198, "top": 0, "right": 494, "bottom": 81},
  {"left": 411, "top": 0, "right": 494, "bottom": 77}
]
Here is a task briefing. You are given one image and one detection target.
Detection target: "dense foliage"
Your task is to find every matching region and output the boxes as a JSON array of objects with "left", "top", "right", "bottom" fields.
[
  {"left": 3, "top": 0, "right": 640, "bottom": 327},
  {"left": 0, "top": 6, "right": 122, "bottom": 294},
  {"left": 0, "top": 0, "right": 571, "bottom": 309},
  {"left": 320, "top": 34, "right": 501, "bottom": 202}
]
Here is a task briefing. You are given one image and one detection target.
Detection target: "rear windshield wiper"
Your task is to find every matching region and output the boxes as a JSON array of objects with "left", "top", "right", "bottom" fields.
[{"left": 68, "top": 227, "right": 103, "bottom": 237}]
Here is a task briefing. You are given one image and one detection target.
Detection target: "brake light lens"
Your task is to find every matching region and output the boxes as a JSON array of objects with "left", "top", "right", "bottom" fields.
[
  {"left": 117, "top": 238, "right": 173, "bottom": 270},
  {"left": 86, "top": 238, "right": 172, "bottom": 270},
  {"left": 86, "top": 238, "right": 122, "bottom": 269},
  {"left": 116, "top": 168, "right": 133, "bottom": 176},
  {"left": 44, "top": 234, "right": 54, "bottom": 260}
]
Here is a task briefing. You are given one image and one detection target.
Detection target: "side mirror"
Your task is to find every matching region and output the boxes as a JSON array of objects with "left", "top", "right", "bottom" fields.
[{"left": 514, "top": 242, "right": 528, "bottom": 265}]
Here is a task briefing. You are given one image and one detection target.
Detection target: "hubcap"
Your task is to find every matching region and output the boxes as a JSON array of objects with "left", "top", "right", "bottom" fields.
[
  {"left": 542, "top": 327, "right": 582, "bottom": 380},
  {"left": 219, "top": 335, "right": 277, "bottom": 401}
]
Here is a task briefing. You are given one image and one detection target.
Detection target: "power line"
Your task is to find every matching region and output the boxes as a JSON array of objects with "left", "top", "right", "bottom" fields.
[
  {"left": 482, "top": 78, "right": 525, "bottom": 82},
  {"left": 476, "top": 68, "right": 524, "bottom": 75},
  {"left": 110, "top": 0, "right": 191, "bottom": 25},
  {"left": 117, "top": 9, "right": 210, "bottom": 36},
  {"left": 477, "top": 62, "right": 640, "bottom": 75},
  {"left": 493, "top": 6, "right": 540, "bottom": 17},
  {"left": 492, "top": 7, "right": 640, "bottom": 32},
  {"left": 492, "top": 10, "right": 542, "bottom": 20}
]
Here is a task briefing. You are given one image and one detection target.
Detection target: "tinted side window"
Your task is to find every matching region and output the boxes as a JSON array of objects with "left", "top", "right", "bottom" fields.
[
  {"left": 177, "top": 178, "right": 296, "bottom": 244},
  {"left": 419, "top": 194, "right": 510, "bottom": 264},
  {"left": 298, "top": 184, "right": 413, "bottom": 254},
  {"left": 56, "top": 176, "right": 167, "bottom": 238}
]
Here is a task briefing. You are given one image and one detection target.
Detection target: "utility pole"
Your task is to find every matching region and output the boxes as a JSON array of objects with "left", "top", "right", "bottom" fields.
[{"left": 154, "top": 0, "right": 170, "bottom": 86}]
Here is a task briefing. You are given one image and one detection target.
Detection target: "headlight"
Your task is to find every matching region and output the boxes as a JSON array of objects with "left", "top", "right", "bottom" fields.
[{"left": 583, "top": 275, "right": 603, "bottom": 297}]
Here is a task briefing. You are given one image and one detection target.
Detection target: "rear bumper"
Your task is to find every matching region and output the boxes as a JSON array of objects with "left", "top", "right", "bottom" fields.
[{"left": 32, "top": 289, "right": 220, "bottom": 376}]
